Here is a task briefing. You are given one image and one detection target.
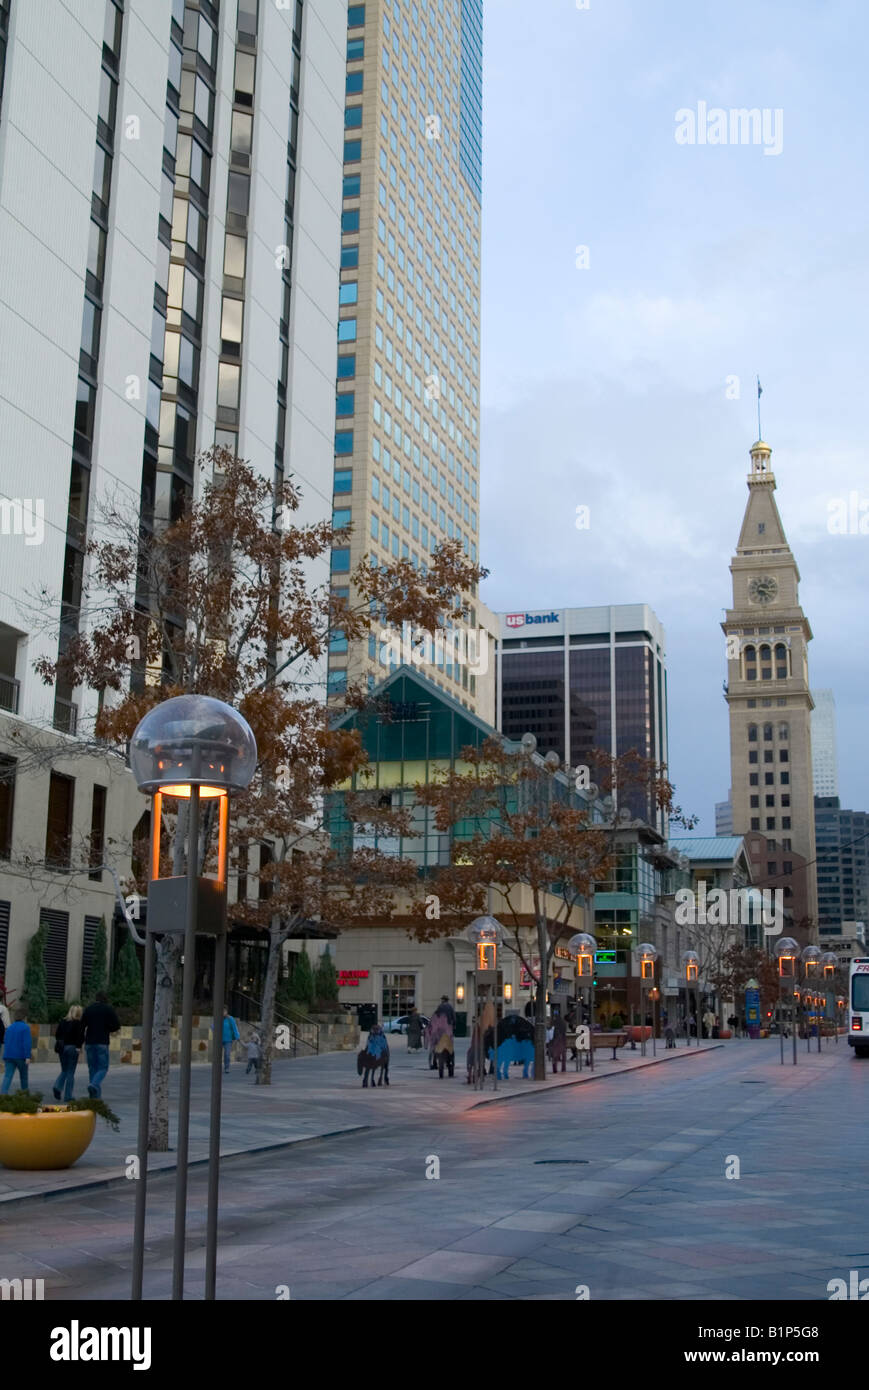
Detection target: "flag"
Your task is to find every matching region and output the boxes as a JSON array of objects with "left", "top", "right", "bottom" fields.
[{"left": 757, "top": 378, "right": 763, "bottom": 398}]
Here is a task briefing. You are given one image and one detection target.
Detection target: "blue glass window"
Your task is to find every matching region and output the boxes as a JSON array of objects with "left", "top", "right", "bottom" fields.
[
  {"left": 335, "top": 430, "right": 354, "bottom": 455},
  {"left": 347, "top": 38, "right": 364, "bottom": 60},
  {"left": 336, "top": 392, "right": 355, "bottom": 416},
  {"left": 344, "top": 106, "right": 363, "bottom": 130},
  {"left": 330, "top": 632, "right": 348, "bottom": 654},
  {"left": 347, "top": 4, "right": 365, "bottom": 26},
  {"left": 346, "top": 72, "right": 364, "bottom": 95},
  {"left": 337, "top": 354, "right": 356, "bottom": 379},
  {"left": 370, "top": 516, "right": 379, "bottom": 539},
  {"left": 334, "top": 470, "right": 352, "bottom": 494},
  {"left": 341, "top": 209, "right": 360, "bottom": 232},
  {"left": 331, "top": 548, "right": 351, "bottom": 573},
  {"left": 339, "top": 282, "right": 358, "bottom": 305},
  {"left": 341, "top": 245, "right": 359, "bottom": 269},
  {"left": 328, "top": 670, "right": 348, "bottom": 694},
  {"left": 343, "top": 174, "right": 361, "bottom": 198},
  {"left": 332, "top": 509, "right": 351, "bottom": 529},
  {"left": 337, "top": 319, "right": 357, "bottom": 342},
  {"left": 344, "top": 139, "right": 362, "bottom": 162}
]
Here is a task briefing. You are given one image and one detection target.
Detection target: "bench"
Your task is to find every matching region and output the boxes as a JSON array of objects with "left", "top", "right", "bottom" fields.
[{"left": 568, "top": 1030, "right": 628, "bottom": 1064}]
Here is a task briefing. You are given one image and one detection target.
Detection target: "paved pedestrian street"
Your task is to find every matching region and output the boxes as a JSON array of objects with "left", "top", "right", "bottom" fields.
[{"left": 0, "top": 1037, "right": 863, "bottom": 1301}]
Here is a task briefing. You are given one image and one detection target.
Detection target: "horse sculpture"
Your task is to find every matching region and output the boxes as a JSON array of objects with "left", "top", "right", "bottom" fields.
[
  {"left": 485, "top": 1014, "right": 535, "bottom": 1080},
  {"left": 357, "top": 1024, "right": 390, "bottom": 1087}
]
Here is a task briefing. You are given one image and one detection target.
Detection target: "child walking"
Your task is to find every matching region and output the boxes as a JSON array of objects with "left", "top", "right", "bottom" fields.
[{"left": 245, "top": 1030, "right": 262, "bottom": 1083}]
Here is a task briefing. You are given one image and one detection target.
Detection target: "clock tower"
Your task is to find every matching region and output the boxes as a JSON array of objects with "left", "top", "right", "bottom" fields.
[{"left": 722, "top": 440, "right": 818, "bottom": 941}]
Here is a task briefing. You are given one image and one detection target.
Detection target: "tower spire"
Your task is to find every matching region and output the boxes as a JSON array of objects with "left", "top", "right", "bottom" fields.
[{"left": 756, "top": 376, "right": 763, "bottom": 441}]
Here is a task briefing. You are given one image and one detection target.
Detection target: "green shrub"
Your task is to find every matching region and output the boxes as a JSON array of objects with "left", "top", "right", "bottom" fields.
[
  {"left": 84, "top": 917, "right": 108, "bottom": 1002},
  {"left": 21, "top": 925, "right": 48, "bottom": 1022},
  {"left": 109, "top": 936, "right": 142, "bottom": 1010},
  {"left": 314, "top": 948, "right": 339, "bottom": 1008},
  {"left": 287, "top": 950, "right": 314, "bottom": 1009},
  {"left": 67, "top": 1097, "right": 121, "bottom": 1131},
  {"left": 47, "top": 999, "right": 80, "bottom": 1026},
  {"left": 0, "top": 1090, "right": 42, "bottom": 1114}
]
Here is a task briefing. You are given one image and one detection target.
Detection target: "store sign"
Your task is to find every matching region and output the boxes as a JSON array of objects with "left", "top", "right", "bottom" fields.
[
  {"left": 337, "top": 970, "right": 369, "bottom": 987},
  {"left": 554, "top": 946, "right": 572, "bottom": 961},
  {"left": 505, "top": 611, "right": 560, "bottom": 630},
  {"left": 594, "top": 950, "right": 617, "bottom": 964}
]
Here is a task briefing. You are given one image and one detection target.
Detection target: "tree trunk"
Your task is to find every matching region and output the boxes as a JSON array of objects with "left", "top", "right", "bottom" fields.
[
  {"left": 257, "top": 919, "right": 282, "bottom": 1086},
  {"left": 533, "top": 914, "right": 548, "bottom": 1081}
]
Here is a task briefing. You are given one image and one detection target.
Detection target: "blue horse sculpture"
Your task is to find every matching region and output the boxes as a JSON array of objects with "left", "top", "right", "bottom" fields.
[{"left": 485, "top": 1015, "right": 535, "bottom": 1079}]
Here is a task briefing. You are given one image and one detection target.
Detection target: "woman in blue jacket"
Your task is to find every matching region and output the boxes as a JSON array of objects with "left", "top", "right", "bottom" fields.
[{"left": 2, "top": 1007, "right": 32, "bottom": 1093}]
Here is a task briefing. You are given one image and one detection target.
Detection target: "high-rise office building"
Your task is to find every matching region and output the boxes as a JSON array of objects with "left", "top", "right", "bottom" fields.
[
  {"left": 496, "top": 604, "right": 668, "bottom": 833},
  {"left": 811, "top": 689, "right": 839, "bottom": 798},
  {"left": 328, "top": 1, "right": 487, "bottom": 714},
  {"left": 722, "top": 440, "right": 818, "bottom": 939},
  {"left": 814, "top": 796, "right": 869, "bottom": 943},
  {"left": 0, "top": 0, "right": 345, "bottom": 996},
  {"left": 715, "top": 793, "right": 734, "bottom": 836}
]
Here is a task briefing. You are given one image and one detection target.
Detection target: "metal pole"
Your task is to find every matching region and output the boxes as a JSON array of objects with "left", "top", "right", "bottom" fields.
[
  {"left": 588, "top": 983, "right": 594, "bottom": 1071},
  {"left": 172, "top": 784, "right": 200, "bottom": 1301},
  {"left": 652, "top": 993, "right": 657, "bottom": 1058},
  {"left": 492, "top": 983, "right": 497, "bottom": 1094},
  {"left": 131, "top": 925, "right": 156, "bottom": 1300},
  {"left": 792, "top": 992, "right": 798, "bottom": 1066},
  {"left": 204, "top": 928, "right": 227, "bottom": 1300},
  {"left": 779, "top": 984, "right": 784, "bottom": 1064}
]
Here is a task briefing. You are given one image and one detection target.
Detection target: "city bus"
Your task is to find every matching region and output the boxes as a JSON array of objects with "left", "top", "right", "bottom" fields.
[{"left": 849, "top": 959, "right": 869, "bottom": 1057}]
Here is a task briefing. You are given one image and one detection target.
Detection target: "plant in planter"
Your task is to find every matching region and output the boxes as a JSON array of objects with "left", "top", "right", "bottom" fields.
[
  {"left": 0, "top": 1090, "right": 119, "bottom": 1169},
  {"left": 21, "top": 924, "right": 48, "bottom": 1023}
]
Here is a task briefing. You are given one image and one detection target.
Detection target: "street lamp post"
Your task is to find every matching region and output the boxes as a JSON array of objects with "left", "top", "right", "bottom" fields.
[
  {"left": 775, "top": 937, "right": 799, "bottom": 1066},
  {"left": 801, "top": 946, "right": 821, "bottom": 1054},
  {"left": 637, "top": 943, "right": 658, "bottom": 1057},
  {"left": 681, "top": 950, "right": 699, "bottom": 1047},
  {"left": 568, "top": 932, "right": 596, "bottom": 1071},
  {"left": 465, "top": 915, "right": 504, "bottom": 1092},
  {"left": 128, "top": 694, "right": 257, "bottom": 1301},
  {"left": 821, "top": 952, "right": 838, "bottom": 1047}
]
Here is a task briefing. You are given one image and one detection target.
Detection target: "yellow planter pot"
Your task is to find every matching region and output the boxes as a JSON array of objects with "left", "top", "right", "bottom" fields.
[{"left": 0, "top": 1110, "right": 97, "bottom": 1170}]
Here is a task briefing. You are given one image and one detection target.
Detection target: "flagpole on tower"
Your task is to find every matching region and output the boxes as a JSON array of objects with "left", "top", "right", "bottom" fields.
[{"left": 757, "top": 376, "right": 763, "bottom": 439}]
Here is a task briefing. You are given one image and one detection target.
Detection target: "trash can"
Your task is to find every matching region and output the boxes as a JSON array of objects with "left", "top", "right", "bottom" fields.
[
  {"left": 357, "top": 1002, "right": 378, "bottom": 1031},
  {"left": 455, "top": 1010, "right": 467, "bottom": 1038}
]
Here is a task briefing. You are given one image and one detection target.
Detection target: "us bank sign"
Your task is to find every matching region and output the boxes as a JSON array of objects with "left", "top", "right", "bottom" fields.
[{"left": 505, "top": 611, "right": 560, "bottom": 630}]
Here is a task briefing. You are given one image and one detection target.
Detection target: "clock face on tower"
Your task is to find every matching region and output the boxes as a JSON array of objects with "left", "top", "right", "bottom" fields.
[{"left": 748, "top": 574, "right": 778, "bottom": 605}]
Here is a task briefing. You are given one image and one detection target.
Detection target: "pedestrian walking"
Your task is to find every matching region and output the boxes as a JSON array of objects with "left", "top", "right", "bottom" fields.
[
  {"left": 245, "top": 1029, "right": 262, "bottom": 1082},
  {"left": 80, "top": 991, "right": 120, "bottom": 1098},
  {"left": 1, "top": 1006, "right": 31, "bottom": 1093},
  {"left": 550, "top": 1012, "right": 568, "bottom": 1073},
  {"left": 221, "top": 1006, "right": 240, "bottom": 1073},
  {"left": 664, "top": 1022, "right": 675, "bottom": 1048},
  {"left": 433, "top": 995, "right": 455, "bottom": 1028},
  {"left": 406, "top": 1006, "right": 423, "bottom": 1051},
  {"left": 702, "top": 1008, "right": 715, "bottom": 1039},
  {"left": 53, "top": 1004, "right": 86, "bottom": 1101}
]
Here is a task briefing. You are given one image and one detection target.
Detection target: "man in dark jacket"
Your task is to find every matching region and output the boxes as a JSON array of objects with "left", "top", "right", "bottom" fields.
[{"left": 81, "top": 991, "right": 121, "bottom": 1098}]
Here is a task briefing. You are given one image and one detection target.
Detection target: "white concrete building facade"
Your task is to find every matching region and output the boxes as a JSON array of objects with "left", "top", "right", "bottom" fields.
[{"left": 0, "top": 0, "right": 345, "bottom": 998}]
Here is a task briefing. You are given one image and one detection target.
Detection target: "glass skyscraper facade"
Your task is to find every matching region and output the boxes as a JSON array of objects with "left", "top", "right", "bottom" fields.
[
  {"left": 329, "top": 0, "right": 485, "bottom": 713},
  {"left": 496, "top": 604, "right": 668, "bottom": 832},
  {"left": 815, "top": 796, "right": 869, "bottom": 941}
]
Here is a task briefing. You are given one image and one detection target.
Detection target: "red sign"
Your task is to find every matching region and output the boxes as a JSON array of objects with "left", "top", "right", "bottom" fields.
[{"left": 338, "top": 970, "right": 369, "bottom": 987}]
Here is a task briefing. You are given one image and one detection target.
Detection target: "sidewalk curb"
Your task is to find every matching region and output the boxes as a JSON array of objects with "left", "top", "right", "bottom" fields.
[
  {"left": 0, "top": 1124, "right": 371, "bottom": 1210},
  {"left": 467, "top": 1043, "right": 724, "bottom": 1108}
]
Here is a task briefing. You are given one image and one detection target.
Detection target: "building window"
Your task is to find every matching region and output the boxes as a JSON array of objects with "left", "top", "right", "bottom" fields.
[
  {"left": 347, "top": 4, "right": 365, "bottom": 26},
  {"left": 778, "top": 722, "right": 789, "bottom": 739},
  {"left": 346, "top": 71, "right": 364, "bottom": 94},
  {"left": 748, "top": 751, "right": 758, "bottom": 764},
  {"left": 749, "top": 774, "right": 758, "bottom": 786},
  {"left": 344, "top": 106, "right": 363, "bottom": 130},
  {"left": 334, "top": 470, "right": 352, "bottom": 494},
  {"left": 748, "top": 725, "right": 757, "bottom": 742},
  {"left": 750, "top": 796, "right": 759, "bottom": 808},
  {"left": 341, "top": 209, "right": 360, "bottom": 232},
  {"left": 344, "top": 139, "right": 362, "bottom": 162},
  {"left": 751, "top": 818, "right": 760, "bottom": 830},
  {"left": 347, "top": 37, "right": 364, "bottom": 59},
  {"left": 331, "top": 548, "right": 351, "bottom": 573},
  {"left": 766, "top": 818, "right": 776, "bottom": 830},
  {"left": 0, "top": 756, "right": 15, "bottom": 859},
  {"left": 341, "top": 246, "right": 359, "bottom": 269},
  {"left": 337, "top": 355, "right": 356, "bottom": 379},
  {"left": 328, "top": 670, "right": 348, "bottom": 695},
  {"left": 336, "top": 392, "right": 355, "bottom": 417},
  {"left": 88, "top": 784, "right": 107, "bottom": 880},
  {"left": 339, "top": 282, "right": 358, "bottom": 305},
  {"left": 338, "top": 319, "right": 357, "bottom": 342},
  {"left": 335, "top": 430, "right": 354, "bottom": 455},
  {"left": 782, "top": 817, "right": 791, "bottom": 829},
  {"left": 45, "top": 773, "right": 75, "bottom": 870}
]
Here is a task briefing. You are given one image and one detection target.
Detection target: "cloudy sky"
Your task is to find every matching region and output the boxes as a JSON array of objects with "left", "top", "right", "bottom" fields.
[{"left": 477, "top": 0, "right": 868, "bottom": 832}]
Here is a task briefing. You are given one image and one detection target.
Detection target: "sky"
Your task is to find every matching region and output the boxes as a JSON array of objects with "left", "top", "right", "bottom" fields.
[{"left": 477, "top": 0, "right": 869, "bottom": 833}]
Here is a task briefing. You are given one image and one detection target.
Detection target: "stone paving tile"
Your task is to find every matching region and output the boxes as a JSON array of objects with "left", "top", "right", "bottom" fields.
[{"left": 493, "top": 1211, "right": 581, "bottom": 1234}]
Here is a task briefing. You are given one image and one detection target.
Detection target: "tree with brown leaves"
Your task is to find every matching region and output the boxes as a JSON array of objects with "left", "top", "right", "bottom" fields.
[{"left": 36, "top": 447, "right": 484, "bottom": 1146}]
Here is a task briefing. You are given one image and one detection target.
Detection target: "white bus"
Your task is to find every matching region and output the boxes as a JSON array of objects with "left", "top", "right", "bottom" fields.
[{"left": 849, "top": 958, "right": 869, "bottom": 1057}]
